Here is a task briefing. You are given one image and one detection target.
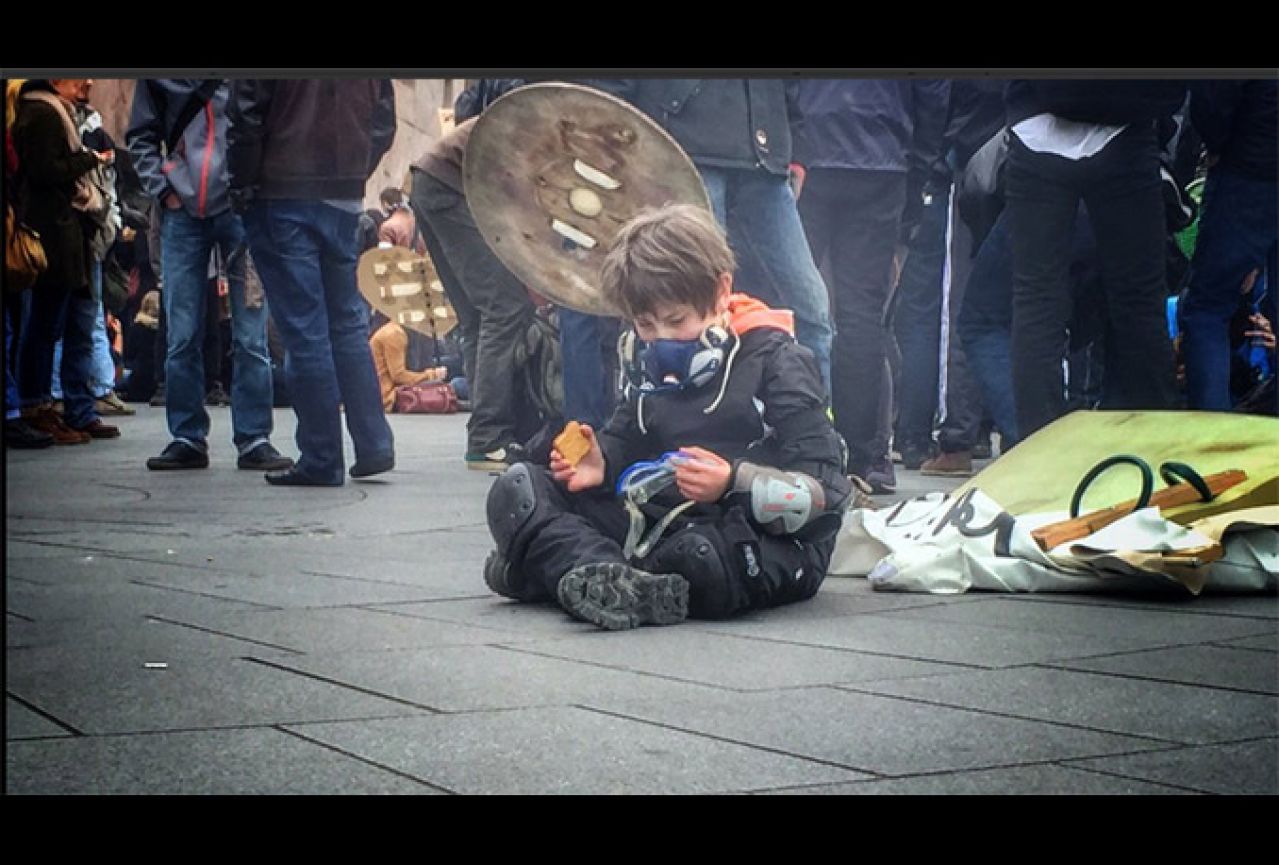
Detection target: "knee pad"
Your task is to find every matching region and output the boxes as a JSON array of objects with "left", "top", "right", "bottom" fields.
[
  {"left": 645, "top": 527, "right": 742, "bottom": 620},
  {"left": 485, "top": 462, "right": 549, "bottom": 558}
]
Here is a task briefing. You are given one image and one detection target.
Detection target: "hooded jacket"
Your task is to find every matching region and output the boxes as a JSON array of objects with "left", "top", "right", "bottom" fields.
[
  {"left": 126, "top": 79, "right": 232, "bottom": 218},
  {"left": 598, "top": 293, "right": 852, "bottom": 532}
]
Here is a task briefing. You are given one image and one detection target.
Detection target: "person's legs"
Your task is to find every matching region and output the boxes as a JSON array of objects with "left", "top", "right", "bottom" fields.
[
  {"left": 722, "top": 170, "right": 833, "bottom": 391},
  {"left": 822, "top": 168, "right": 907, "bottom": 476},
  {"left": 59, "top": 290, "right": 104, "bottom": 431},
  {"left": 17, "top": 278, "right": 71, "bottom": 411},
  {"left": 558, "top": 308, "right": 614, "bottom": 429},
  {"left": 1005, "top": 136, "right": 1083, "bottom": 440},
  {"left": 1081, "top": 124, "right": 1178, "bottom": 414},
  {"left": 891, "top": 187, "right": 950, "bottom": 464},
  {"left": 159, "top": 208, "right": 213, "bottom": 451},
  {"left": 242, "top": 200, "right": 344, "bottom": 484},
  {"left": 958, "top": 211, "right": 1019, "bottom": 446},
  {"left": 416, "top": 174, "right": 534, "bottom": 455},
  {"left": 935, "top": 204, "right": 985, "bottom": 457},
  {"left": 410, "top": 172, "right": 480, "bottom": 384},
  {"left": 1181, "top": 168, "right": 1279, "bottom": 410},
  {"left": 88, "top": 261, "right": 116, "bottom": 398},
  {"left": 213, "top": 213, "right": 275, "bottom": 454},
  {"left": 314, "top": 203, "right": 394, "bottom": 468}
]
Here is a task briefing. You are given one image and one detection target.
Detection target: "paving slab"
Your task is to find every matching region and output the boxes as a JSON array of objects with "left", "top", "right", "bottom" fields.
[
  {"left": 366, "top": 597, "right": 599, "bottom": 638},
  {"left": 753, "top": 763, "right": 1193, "bottom": 795},
  {"left": 871, "top": 595, "right": 1273, "bottom": 646},
  {"left": 1067, "top": 739, "right": 1279, "bottom": 795},
  {"left": 507, "top": 628, "right": 962, "bottom": 691},
  {"left": 5, "top": 728, "right": 441, "bottom": 794},
  {"left": 1047, "top": 645, "right": 1279, "bottom": 695},
  {"left": 1217, "top": 634, "right": 1279, "bottom": 653},
  {"left": 985, "top": 591, "right": 1279, "bottom": 621},
  {"left": 849, "top": 667, "right": 1279, "bottom": 745},
  {"left": 265, "top": 643, "right": 728, "bottom": 713},
  {"left": 5, "top": 652, "right": 428, "bottom": 735},
  {"left": 691, "top": 611, "right": 1185, "bottom": 669},
  {"left": 597, "top": 687, "right": 1160, "bottom": 777},
  {"left": 284, "top": 706, "right": 866, "bottom": 794},
  {"left": 7, "top": 572, "right": 275, "bottom": 625},
  {"left": 6, "top": 698, "right": 75, "bottom": 741}
]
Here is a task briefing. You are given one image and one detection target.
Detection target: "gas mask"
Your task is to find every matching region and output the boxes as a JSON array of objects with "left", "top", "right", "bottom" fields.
[{"left": 622, "top": 324, "right": 734, "bottom": 395}]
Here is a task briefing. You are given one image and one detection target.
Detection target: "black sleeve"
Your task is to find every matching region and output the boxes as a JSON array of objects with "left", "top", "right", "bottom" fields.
[
  {"left": 17, "top": 106, "right": 99, "bottom": 186},
  {"left": 369, "top": 79, "right": 397, "bottom": 176},
  {"left": 226, "top": 79, "right": 274, "bottom": 194},
  {"left": 757, "top": 337, "right": 852, "bottom": 511},
  {"left": 596, "top": 393, "right": 655, "bottom": 491}
]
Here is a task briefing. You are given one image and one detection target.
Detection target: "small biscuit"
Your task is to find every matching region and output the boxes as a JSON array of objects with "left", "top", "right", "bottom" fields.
[{"left": 554, "top": 421, "right": 591, "bottom": 467}]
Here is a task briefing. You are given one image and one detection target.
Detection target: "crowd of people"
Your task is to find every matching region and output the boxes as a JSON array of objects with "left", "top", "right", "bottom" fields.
[{"left": 4, "top": 75, "right": 1275, "bottom": 628}]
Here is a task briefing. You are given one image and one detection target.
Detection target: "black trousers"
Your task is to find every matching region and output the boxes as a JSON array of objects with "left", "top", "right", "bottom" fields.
[
  {"left": 508, "top": 465, "right": 831, "bottom": 620},
  {"left": 1004, "top": 124, "right": 1177, "bottom": 439},
  {"left": 410, "top": 170, "right": 535, "bottom": 453},
  {"left": 798, "top": 168, "right": 907, "bottom": 474}
]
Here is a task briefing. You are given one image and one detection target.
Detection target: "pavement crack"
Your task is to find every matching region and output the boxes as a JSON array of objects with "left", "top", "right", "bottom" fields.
[
  {"left": 489, "top": 643, "right": 742, "bottom": 692},
  {"left": 128, "top": 579, "right": 281, "bottom": 609},
  {"left": 1033, "top": 661, "right": 1279, "bottom": 697},
  {"left": 242, "top": 656, "right": 444, "bottom": 713},
  {"left": 144, "top": 615, "right": 304, "bottom": 655},
  {"left": 273, "top": 725, "right": 456, "bottom": 793},
  {"left": 575, "top": 704, "right": 882, "bottom": 778},
  {"left": 5, "top": 691, "right": 84, "bottom": 737}
]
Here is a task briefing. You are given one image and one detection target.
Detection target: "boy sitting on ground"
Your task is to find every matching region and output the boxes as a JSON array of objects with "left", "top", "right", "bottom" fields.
[{"left": 483, "top": 204, "right": 852, "bottom": 629}]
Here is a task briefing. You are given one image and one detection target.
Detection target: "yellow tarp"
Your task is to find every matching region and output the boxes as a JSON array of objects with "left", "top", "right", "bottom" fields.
[{"left": 957, "top": 410, "right": 1279, "bottom": 524}]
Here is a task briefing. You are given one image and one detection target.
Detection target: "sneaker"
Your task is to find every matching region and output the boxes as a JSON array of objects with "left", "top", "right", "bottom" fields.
[
  {"left": 920, "top": 450, "right": 974, "bottom": 478},
  {"left": 264, "top": 466, "right": 343, "bottom": 487},
  {"left": 149, "top": 384, "right": 166, "bottom": 407},
  {"left": 24, "top": 406, "right": 89, "bottom": 445},
  {"left": 205, "top": 383, "right": 231, "bottom": 406},
  {"left": 95, "top": 391, "right": 136, "bottom": 416},
  {"left": 67, "top": 418, "right": 121, "bottom": 439},
  {"left": 899, "top": 441, "right": 935, "bottom": 471},
  {"left": 556, "top": 562, "right": 689, "bottom": 631},
  {"left": 237, "top": 442, "right": 295, "bottom": 471},
  {"left": 465, "top": 447, "right": 510, "bottom": 472},
  {"left": 4, "top": 418, "right": 54, "bottom": 449},
  {"left": 865, "top": 457, "right": 897, "bottom": 494},
  {"left": 146, "top": 440, "right": 209, "bottom": 470},
  {"left": 350, "top": 452, "right": 394, "bottom": 479}
]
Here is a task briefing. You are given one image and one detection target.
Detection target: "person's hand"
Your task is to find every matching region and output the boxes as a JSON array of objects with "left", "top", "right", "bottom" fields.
[
  {"left": 120, "top": 226, "right": 137, "bottom": 243},
  {"left": 1245, "top": 313, "right": 1276, "bottom": 350},
  {"left": 550, "top": 423, "right": 605, "bottom": 492},
  {"left": 162, "top": 191, "right": 182, "bottom": 210},
  {"left": 429, "top": 366, "right": 448, "bottom": 381},
  {"left": 95, "top": 149, "right": 114, "bottom": 165},
  {"left": 787, "top": 163, "right": 806, "bottom": 200},
  {"left": 672, "top": 446, "right": 732, "bottom": 503}
]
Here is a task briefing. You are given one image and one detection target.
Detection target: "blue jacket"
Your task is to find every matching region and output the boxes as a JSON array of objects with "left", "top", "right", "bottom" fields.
[
  {"left": 126, "top": 79, "right": 230, "bottom": 219},
  {"left": 791, "top": 79, "right": 950, "bottom": 175},
  {"left": 575, "top": 78, "right": 799, "bottom": 177}
]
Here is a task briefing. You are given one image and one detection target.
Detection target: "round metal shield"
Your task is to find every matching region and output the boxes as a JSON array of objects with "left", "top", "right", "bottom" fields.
[
  {"left": 464, "top": 82, "right": 711, "bottom": 316},
  {"left": 356, "top": 245, "right": 458, "bottom": 338}
]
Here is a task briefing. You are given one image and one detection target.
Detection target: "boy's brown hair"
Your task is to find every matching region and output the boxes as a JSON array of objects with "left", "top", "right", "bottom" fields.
[{"left": 599, "top": 204, "right": 736, "bottom": 320}]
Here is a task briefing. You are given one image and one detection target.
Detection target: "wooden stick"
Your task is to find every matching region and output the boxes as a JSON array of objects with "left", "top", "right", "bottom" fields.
[{"left": 1031, "top": 469, "right": 1248, "bottom": 551}]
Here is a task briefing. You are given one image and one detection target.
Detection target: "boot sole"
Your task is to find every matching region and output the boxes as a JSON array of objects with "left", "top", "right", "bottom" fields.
[{"left": 557, "top": 563, "right": 689, "bottom": 631}]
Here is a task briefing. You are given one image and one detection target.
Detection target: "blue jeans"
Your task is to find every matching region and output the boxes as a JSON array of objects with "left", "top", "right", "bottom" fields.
[
  {"left": 5, "top": 313, "right": 20, "bottom": 420},
  {"left": 243, "top": 200, "right": 393, "bottom": 483},
  {"left": 559, "top": 308, "right": 619, "bottom": 429},
  {"left": 1181, "top": 168, "right": 1279, "bottom": 411},
  {"left": 160, "top": 208, "right": 274, "bottom": 453},
  {"left": 700, "top": 167, "right": 833, "bottom": 392},
  {"left": 16, "top": 280, "right": 97, "bottom": 427},
  {"left": 51, "top": 261, "right": 116, "bottom": 400},
  {"left": 958, "top": 212, "right": 1019, "bottom": 447}
]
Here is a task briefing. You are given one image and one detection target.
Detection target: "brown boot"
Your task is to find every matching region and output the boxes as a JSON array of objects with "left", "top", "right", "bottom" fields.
[
  {"left": 919, "top": 450, "right": 974, "bottom": 477},
  {"left": 24, "top": 406, "right": 90, "bottom": 445},
  {"left": 67, "top": 418, "right": 121, "bottom": 439}
]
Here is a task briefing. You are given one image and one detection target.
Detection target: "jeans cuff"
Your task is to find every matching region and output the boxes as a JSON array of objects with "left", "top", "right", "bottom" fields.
[
  {"left": 236, "top": 436, "right": 270, "bottom": 457},
  {"left": 175, "top": 436, "right": 209, "bottom": 454}
]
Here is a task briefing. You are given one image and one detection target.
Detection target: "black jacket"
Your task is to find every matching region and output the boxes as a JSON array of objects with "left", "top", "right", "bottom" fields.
[
  {"left": 226, "top": 79, "right": 396, "bottom": 202},
  {"left": 576, "top": 79, "right": 799, "bottom": 177},
  {"left": 597, "top": 313, "right": 852, "bottom": 535},
  {"left": 12, "top": 81, "right": 99, "bottom": 291},
  {"left": 1190, "top": 80, "right": 1277, "bottom": 181},
  {"left": 1006, "top": 80, "right": 1187, "bottom": 130}
]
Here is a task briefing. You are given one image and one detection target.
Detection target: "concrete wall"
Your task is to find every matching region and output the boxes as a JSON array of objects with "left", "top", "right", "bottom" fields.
[{"left": 88, "top": 78, "right": 462, "bottom": 210}]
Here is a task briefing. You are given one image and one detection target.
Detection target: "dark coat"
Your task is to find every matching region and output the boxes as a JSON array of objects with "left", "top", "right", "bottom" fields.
[
  {"left": 1190, "top": 79, "right": 1277, "bottom": 181},
  {"left": 12, "top": 82, "right": 99, "bottom": 292}
]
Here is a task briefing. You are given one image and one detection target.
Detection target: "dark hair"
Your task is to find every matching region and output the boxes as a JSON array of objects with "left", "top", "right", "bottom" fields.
[{"left": 599, "top": 204, "right": 735, "bottom": 320}]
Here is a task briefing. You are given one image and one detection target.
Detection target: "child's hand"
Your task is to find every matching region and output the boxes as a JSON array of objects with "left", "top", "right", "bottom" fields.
[
  {"left": 1245, "top": 313, "right": 1275, "bottom": 350},
  {"left": 550, "top": 423, "right": 605, "bottom": 492},
  {"left": 672, "top": 446, "right": 732, "bottom": 503}
]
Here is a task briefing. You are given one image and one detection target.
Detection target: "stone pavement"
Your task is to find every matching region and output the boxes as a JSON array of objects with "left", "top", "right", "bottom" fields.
[{"left": 5, "top": 407, "right": 1277, "bottom": 794}]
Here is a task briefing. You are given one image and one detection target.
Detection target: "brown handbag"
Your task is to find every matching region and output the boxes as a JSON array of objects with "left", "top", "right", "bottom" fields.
[
  {"left": 5, "top": 203, "right": 48, "bottom": 293},
  {"left": 393, "top": 381, "right": 459, "bottom": 414}
]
